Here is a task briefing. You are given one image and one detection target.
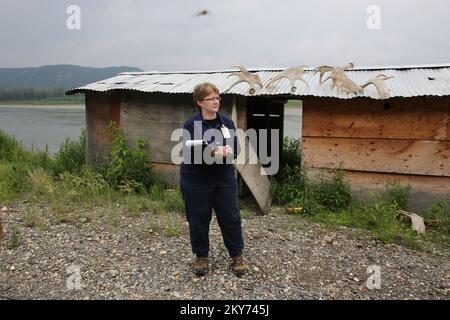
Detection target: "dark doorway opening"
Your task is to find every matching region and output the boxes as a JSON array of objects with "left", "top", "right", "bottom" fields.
[{"left": 246, "top": 97, "right": 284, "bottom": 169}]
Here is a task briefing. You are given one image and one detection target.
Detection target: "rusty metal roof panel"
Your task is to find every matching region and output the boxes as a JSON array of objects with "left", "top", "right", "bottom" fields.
[{"left": 66, "top": 64, "right": 450, "bottom": 99}]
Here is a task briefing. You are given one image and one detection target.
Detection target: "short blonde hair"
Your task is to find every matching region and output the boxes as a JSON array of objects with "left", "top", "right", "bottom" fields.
[{"left": 193, "top": 82, "right": 219, "bottom": 108}]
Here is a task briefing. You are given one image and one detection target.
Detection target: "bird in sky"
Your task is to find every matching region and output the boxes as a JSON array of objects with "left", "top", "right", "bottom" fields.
[{"left": 195, "top": 9, "right": 210, "bottom": 17}]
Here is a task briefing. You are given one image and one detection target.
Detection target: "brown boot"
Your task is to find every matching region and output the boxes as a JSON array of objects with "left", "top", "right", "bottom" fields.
[
  {"left": 231, "top": 254, "right": 248, "bottom": 276},
  {"left": 193, "top": 256, "right": 209, "bottom": 276}
]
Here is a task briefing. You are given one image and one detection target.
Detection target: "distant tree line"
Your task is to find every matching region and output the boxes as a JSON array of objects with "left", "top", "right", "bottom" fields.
[{"left": 0, "top": 87, "right": 69, "bottom": 101}]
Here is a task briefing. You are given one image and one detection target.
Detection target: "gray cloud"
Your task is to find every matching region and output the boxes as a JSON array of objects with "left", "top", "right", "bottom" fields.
[{"left": 0, "top": 0, "right": 449, "bottom": 70}]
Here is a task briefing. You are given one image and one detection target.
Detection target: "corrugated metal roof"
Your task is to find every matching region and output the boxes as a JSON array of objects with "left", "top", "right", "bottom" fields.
[{"left": 66, "top": 64, "right": 450, "bottom": 100}]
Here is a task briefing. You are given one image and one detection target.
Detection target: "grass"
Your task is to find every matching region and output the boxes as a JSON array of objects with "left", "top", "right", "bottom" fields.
[
  {"left": 165, "top": 213, "right": 183, "bottom": 237},
  {"left": 146, "top": 216, "right": 161, "bottom": 234},
  {"left": 306, "top": 201, "right": 418, "bottom": 245},
  {"left": 0, "top": 163, "right": 29, "bottom": 204},
  {"left": 21, "top": 205, "right": 46, "bottom": 229},
  {"left": 240, "top": 208, "right": 253, "bottom": 219},
  {"left": 8, "top": 224, "right": 21, "bottom": 249},
  {"left": 276, "top": 169, "right": 440, "bottom": 250},
  {"left": 149, "top": 182, "right": 165, "bottom": 201},
  {"left": 163, "top": 189, "right": 185, "bottom": 212},
  {"left": 425, "top": 199, "right": 450, "bottom": 235},
  {"left": 1, "top": 129, "right": 448, "bottom": 249},
  {"left": 0, "top": 128, "right": 188, "bottom": 238},
  {"left": 120, "top": 195, "right": 153, "bottom": 217},
  {"left": 239, "top": 194, "right": 261, "bottom": 219},
  {"left": 272, "top": 137, "right": 450, "bottom": 250}
]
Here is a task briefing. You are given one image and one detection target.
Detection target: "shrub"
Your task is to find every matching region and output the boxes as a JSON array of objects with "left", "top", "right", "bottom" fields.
[
  {"left": 0, "top": 129, "right": 24, "bottom": 162},
  {"left": 273, "top": 165, "right": 309, "bottom": 204},
  {"left": 281, "top": 137, "right": 301, "bottom": 168},
  {"left": 29, "top": 149, "right": 55, "bottom": 173},
  {"left": 101, "top": 124, "right": 151, "bottom": 192},
  {"left": 0, "top": 163, "right": 29, "bottom": 203},
  {"left": 359, "top": 201, "right": 417, "bottom": 245},
  {"left": 313, "top": 169, "right": 352, "bottom": 212},
  {"left": 0, "top": 129, "right": 55, "bottom": 172},
  {"left": 53, "top": 129, "right": 86, "bottom": 176},
  {"left": 273, "top": 165, "right": 352, "bottom": 214},
  {"left": 382, "top": 181, "right": 411, "bottom": 209},
  {"left": 426, "top": 199, "right": 449, "bottom": 236}
]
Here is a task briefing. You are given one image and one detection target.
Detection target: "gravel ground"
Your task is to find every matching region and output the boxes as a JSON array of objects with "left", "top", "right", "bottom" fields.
[{"left": 0, "top": 203, "right": 449, "bottom": 300}]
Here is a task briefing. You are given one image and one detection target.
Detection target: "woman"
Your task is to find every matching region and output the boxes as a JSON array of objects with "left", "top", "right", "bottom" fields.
[{"left": 180, "top": 82, "right": 247, "bottom": 276}]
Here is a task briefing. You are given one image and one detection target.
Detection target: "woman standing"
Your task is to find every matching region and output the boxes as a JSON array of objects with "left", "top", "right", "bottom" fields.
[{"left": 180, "top": 82, "right": 247, "bottom": 276}]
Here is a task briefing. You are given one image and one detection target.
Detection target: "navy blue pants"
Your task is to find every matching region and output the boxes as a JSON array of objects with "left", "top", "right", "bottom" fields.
[{"left": 180, "top": 175, "right": 244, "bottom": 257}]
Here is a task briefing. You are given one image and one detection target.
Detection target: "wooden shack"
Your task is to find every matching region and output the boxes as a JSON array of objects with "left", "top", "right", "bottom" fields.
[
  {"left": 67, "top": 64, "right": 450, "bottom": 212},
  {"left": 83, "top": 91, "right": 250, "bottom": 185}
]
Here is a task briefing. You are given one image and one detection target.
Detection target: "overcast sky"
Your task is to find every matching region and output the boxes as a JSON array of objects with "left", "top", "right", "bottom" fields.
[{"left": 1, "top": 0, "right": 449, "bottom": 71}]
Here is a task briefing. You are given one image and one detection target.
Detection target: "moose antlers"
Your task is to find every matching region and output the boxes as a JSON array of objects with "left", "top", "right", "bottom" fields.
[
  {"left": 222, "top": 63, "right": 394, "bottom": 99},
  {"left": 314, "top": 62, "right": 363, "bottom": 96},
  {"left": 314, "top": 63, "right": 394, "bottom": 99},
  {"left": 224, "top": 65, "right": 309, "bottom": 94},
  {"left": 266, "top": 66, "right": 309, "bottom": 93},
  {"left": 361, "top": 74, "right": 395, "bottom": 99},
  {"left": 223, "top": 65, "right": 263, "bottom": 94}
]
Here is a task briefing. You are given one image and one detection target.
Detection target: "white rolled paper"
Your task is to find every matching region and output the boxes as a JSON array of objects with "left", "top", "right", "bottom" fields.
[{"left": 186, "top": 140, "right": 207, "bottom": 148}]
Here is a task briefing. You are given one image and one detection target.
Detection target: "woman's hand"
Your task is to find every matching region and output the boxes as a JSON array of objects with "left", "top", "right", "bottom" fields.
[{"left": 212, "top": 145, "right": 233, "bottom": 157}]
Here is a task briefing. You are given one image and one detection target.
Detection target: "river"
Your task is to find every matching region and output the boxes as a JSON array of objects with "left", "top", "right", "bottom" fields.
[{"left": 0, "top": 105, "right": 301, "bottom": 154}]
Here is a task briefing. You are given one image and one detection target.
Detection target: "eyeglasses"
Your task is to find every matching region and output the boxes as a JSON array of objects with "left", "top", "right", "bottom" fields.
[{"left": 203, "top": 97, "right": 221, "bottom": 102}]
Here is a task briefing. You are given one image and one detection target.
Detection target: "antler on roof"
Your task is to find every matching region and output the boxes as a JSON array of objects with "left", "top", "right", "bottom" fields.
[
  {"left": 223, "top": 65, "right": 263, "bottom": 94},
  {"left": 361, "top": 74, "right": 395, "bottom": 99},
  {"left": 316, "top": 63, "right": 362, "bottom": 96},
  {"left": 266, "top": 66, "right": 309, "bottom": 93}
]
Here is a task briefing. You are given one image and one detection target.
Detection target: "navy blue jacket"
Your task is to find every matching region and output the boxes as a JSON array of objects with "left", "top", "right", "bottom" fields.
[{"left": 180, "top": 112, "right": 239, "bottom": 179}]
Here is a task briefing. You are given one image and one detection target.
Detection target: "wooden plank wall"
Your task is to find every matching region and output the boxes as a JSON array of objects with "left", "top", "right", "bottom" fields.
[
  {"left": 85, "top": 92, "right": 121, "bottom": 165},
  {"left": 302, "top": 96, "right": 450, "bottom": 210},
  {"left": 303, "top": 138, "right": 449, "bottom": 176}
]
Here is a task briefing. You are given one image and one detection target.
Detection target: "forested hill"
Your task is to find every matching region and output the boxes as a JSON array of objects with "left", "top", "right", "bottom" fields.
[{"left": 0, "top": 65, "right": 143, "bottom": 89}]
